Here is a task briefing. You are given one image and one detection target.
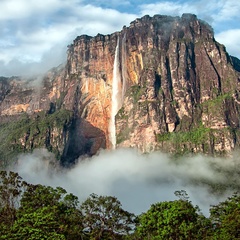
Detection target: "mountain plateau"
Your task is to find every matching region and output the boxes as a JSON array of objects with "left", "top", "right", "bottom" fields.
[{"left": 0, "top": 14, "right": 240, "bottom": 166}]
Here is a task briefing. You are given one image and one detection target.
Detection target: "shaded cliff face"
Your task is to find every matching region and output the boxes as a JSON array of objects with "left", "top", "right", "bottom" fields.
[
  {"left": 0, "top": 14, "right": 240, "bottom": 166},
  {"left": 0, "top": 65, "right": 106, "bottom": 166}
]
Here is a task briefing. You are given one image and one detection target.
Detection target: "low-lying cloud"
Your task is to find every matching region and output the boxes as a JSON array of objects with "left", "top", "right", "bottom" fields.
[{"left": 12, "top": 148, "right": 240, "bottom": 216}]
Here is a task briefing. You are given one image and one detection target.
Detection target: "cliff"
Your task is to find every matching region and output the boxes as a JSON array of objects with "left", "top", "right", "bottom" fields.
[{"left": 0, "top": 14, "right": 240, "bottom": 166}]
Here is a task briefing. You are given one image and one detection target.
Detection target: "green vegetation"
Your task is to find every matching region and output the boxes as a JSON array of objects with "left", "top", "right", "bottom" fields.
[
  {"left": 156, "top": 123, "right": 237, "bottom": 156},
  {"left": 116, "top": 126, "right": 131, "bottom": 145},
  {"left": 116, "top": 107, "right": 128, "bottom": 120},
  {"left": 56, "top": 92, "right": 67, "bottom": 109},
  {"left": 129, "top": 84, "right": 146, "bottom": 103},
  {"left": 136, "top": 190, "right": 211, "bottom": 240},
  {"left": 210, "top": 192, "right": 240, "bottom": 239},
  {"left": 156, "top": 124, "right": 211, "bottom": 145},
  {"left": 202, "top": 93, "right": 231, "bottom": 113},
  {"left": 116, "top": 84, "right": 148, "bottom": 145},
  {"left": 0, "top": 109, "right": 73, "bottom": 166},
  {"left": 80, "top": 193, "right": 135, "bottom": 239},
  {"left": 0, "top": 171, "right": 239, "bottom": 239},
  {"left": 0, "top": 171, "right": 83, "bottom": 240}
]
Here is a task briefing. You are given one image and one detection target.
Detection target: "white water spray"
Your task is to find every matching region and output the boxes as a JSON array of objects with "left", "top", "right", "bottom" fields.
[
  {"left": 121, "top": 33, "right": 127, "bottom": 102},
  {"left": 109, "top": 38, "right": 121, "bottom": 149}
]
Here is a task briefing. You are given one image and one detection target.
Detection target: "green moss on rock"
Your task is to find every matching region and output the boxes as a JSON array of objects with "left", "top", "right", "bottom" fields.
[{"left": 0, "top": 109, "right": 73, "bottom": 166}]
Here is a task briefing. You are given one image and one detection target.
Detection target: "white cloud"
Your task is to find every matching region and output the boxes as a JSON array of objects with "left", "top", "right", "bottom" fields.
[
  {"left": 138, "top": 0, "right": 240, "bottom": 58},
  {"left": 0, "top": 0, "right": 239, "bottom": 77},
  {"left": 215, "top": 29, "right": 240, "bottom": 58},
  {"left": 0, "top": 0, "right": 136, "bottom": 76},
  {"left": 213, "top": 0, "right": 240, "bottom": 22},
  {"left": 0, "top": 0, "right": 63, "bottom": 20},
  {"left": 82, "top": 0, "right": 131, "bottom": 8},
  {"left": 138, "top": 0, "right": 240, "bottom": 27},
  {"left": 139, "top": 1, "right": 194, "bottom": 17},
  {"left": 14, "top": 148, "right": 239, "bottom": 216}
]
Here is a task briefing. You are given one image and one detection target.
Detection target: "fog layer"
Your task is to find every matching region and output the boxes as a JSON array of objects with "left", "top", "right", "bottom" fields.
[{"left": 13, "top": 148, "right": 240, "bottom": 216}]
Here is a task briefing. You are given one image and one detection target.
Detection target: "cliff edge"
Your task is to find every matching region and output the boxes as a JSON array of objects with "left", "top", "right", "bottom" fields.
[{"left": 0, "top": 14, "right": 240, "bottom": 166}]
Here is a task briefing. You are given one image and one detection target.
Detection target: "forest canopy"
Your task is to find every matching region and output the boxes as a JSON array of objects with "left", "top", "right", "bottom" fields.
[{"left": 0, "top": 171, "right": 239, "bottom": 239}]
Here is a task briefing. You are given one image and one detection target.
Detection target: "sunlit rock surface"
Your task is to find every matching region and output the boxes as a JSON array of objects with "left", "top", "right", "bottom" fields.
[{"left": 0, "top": 14, "right": 240, "bottom": 165}]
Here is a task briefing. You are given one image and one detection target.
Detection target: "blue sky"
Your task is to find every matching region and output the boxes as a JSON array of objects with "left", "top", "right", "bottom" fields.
[{"left": 0, "top": 0, "right": 239, "bottom": 76}]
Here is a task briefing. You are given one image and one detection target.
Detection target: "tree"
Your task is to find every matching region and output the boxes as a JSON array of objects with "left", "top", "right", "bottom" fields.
[
  {"left": 6, "top": 183, "right": 85, "bottom": 240},
  {"left": 0, "top": 171, "right": 25, "bottom": 234},
  {"left": 136, "top": 191, "right": 209, "bottom": 240},
  {"left": 4, "top": 206, "right": 66, "bottom": 240},
  {"left": 80, "top": 193, "right": 136, "bottom": 239},
  {"left": 209, "top": 192, "right": 240, "bottom": 239}
]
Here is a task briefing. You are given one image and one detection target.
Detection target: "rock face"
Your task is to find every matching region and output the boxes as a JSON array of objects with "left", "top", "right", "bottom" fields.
[
  {"left": 114, "top": 14, "right": 240, "bottom": 155},
  {"left": 0, "top": 14, "right": 240, "bottom": 165}
]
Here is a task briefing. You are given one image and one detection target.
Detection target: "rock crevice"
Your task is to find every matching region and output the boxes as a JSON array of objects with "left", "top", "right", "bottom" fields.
[{"left": 0, "top": 14, "right": 240, "bottom": 164}]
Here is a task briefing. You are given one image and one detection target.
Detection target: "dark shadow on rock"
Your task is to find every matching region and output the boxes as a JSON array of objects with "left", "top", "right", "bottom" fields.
[
  {"left": 230, "top": 56, "right": 240, "bottom": 72},
  {"left": 60, "top": 118, "right": 106, "bottom": 167}
]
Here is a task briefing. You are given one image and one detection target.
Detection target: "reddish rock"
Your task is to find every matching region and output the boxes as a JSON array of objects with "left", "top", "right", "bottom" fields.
[{"left": 0, "top": 14, "right": 240, "bottom": 164}]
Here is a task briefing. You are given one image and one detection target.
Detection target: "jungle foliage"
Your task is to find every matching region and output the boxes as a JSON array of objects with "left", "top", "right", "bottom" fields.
[
  {"left": 0, "top": 171, "right": 239, "bottom": 239},
  {"left": 0, "top": 109, "right": 73, "bottom": 167}
]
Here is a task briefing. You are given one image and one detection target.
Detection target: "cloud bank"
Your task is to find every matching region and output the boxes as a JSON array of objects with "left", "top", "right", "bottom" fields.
[
  {"left": 13, "top": 148, "right": 240, "bottom": 216},
  {"left": 0, "top": 0, "right": 239, "bottom": 77},
  {"left": 139, "top": 0, "right": 240, "bottom": 58},
  {"left": 0, "top": 0, "right": 137, "bottom": 76}
]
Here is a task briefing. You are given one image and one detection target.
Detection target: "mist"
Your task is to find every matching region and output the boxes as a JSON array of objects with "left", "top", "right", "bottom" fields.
[
  {"left": 12, "top": 148, "right": 240, "bottom": 216},
  {"left": 0, "top": 43, "right": 67, "bottom": 78}
]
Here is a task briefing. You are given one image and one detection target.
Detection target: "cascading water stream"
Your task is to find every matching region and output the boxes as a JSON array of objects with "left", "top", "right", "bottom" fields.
[
  {"left": 121, "top": 33, "right": 127, "bottom": 102},
  {"left": 109, "top": 38, "right": 121, "bottom": 149}
]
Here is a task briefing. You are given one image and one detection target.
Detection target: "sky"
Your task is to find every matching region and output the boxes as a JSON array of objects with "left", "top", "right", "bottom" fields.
[{"left": 0, "top": 0, "right": 239, "bottom": 76}]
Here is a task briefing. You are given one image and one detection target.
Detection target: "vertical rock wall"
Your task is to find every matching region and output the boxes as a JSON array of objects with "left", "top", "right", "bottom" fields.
[
  {"left": 60, "top": 14, "right": 240, "bottom": 155},
  {"left": 1, "top": 14, "right": 240, "bottom": 165}
]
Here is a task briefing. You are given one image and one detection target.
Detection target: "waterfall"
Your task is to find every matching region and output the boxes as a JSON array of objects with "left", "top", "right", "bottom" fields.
[
  {"left": 121, "top": 33, "right": 127, "bottom": 102},
  {"left": 109, "top": 38, "right": 121, "bottom": 149}
]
